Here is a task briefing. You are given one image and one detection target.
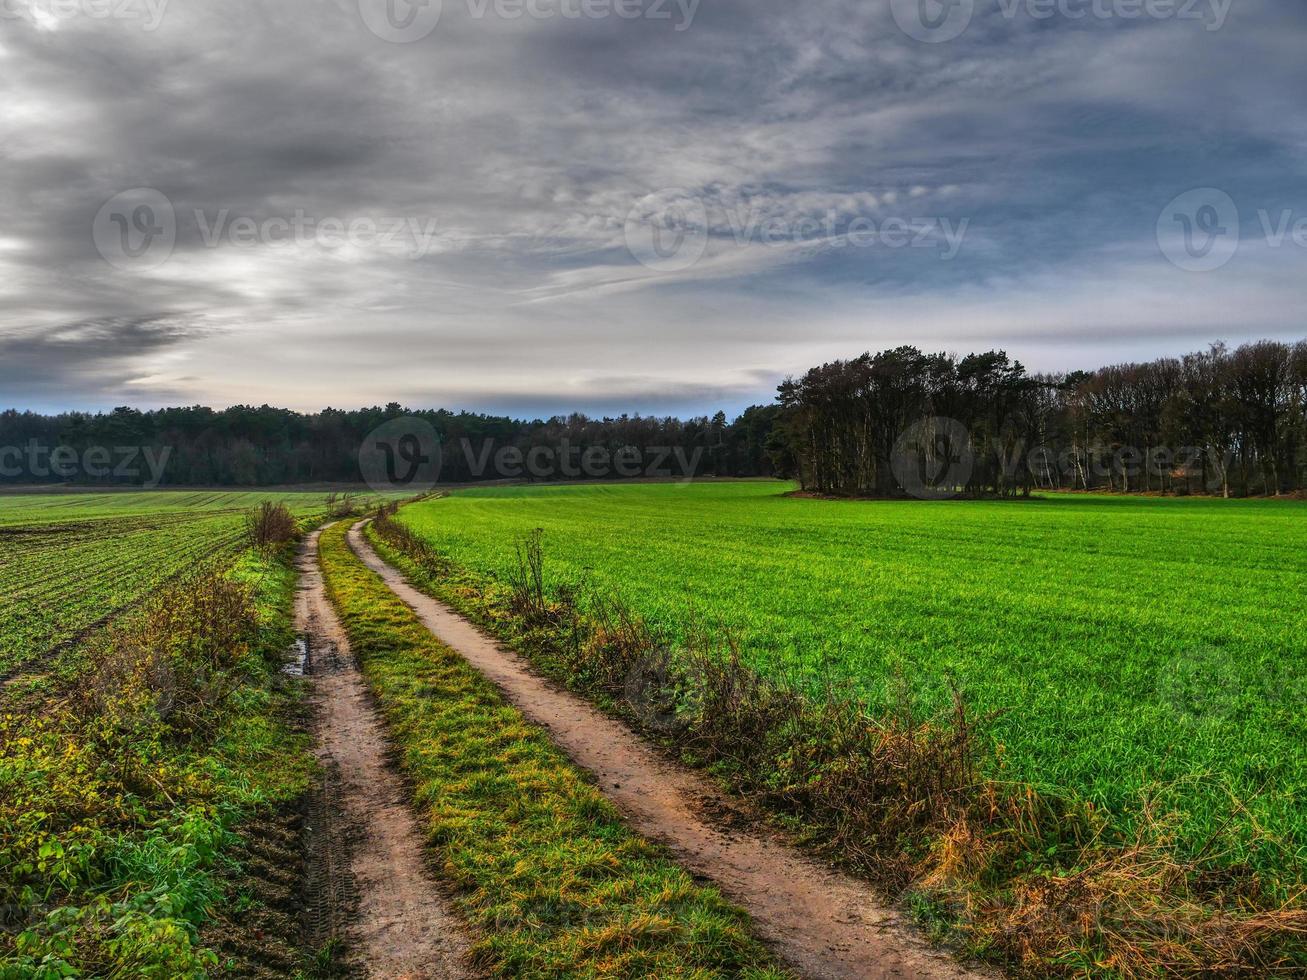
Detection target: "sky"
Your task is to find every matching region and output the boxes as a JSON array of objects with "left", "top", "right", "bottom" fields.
[{"left": 1, "top": 0, "right": 1305, "bottom": 418}]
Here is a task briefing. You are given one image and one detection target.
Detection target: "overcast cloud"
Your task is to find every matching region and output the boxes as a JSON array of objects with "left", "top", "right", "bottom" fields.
[{"left": 1, "top": 0, "right": 1305, "bottom": 415}]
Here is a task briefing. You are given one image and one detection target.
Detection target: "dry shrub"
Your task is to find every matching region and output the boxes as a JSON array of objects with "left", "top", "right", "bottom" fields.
[
  {"left": 509, "top": 527, "right": 549, "bottom": 621},
  {"left": 323, "top": 491, "right": 360, "bottom": 519},
  {"left": 245, "top": 501, "right": 296, "bottom": 549},
  {"left": 372, "top": 505, "right": 451, "bottom": 575},
  {"left": 573, "top": 598, "right": 662, "bottom": 694},
  {"left": 67, "top": 571, "right": 258, "bottom": 742},
  {"left": 981, "top": 810, "right": 1307, "bottom": 977}
]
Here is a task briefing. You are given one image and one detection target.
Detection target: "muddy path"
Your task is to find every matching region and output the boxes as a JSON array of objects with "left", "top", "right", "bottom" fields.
[
  {"left": 296, "top": 528, "right": 477, "bottom": 979},
  {"left": 347, "top": 521, "right": 991, "bottom": 980}
]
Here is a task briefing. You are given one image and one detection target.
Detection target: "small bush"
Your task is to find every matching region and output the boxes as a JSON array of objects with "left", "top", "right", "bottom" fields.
[
  {"left": 244, "top": 501, "right": 296, "bottom": 549},
  {"left": 509, "top": 527, "right": 549, "bottom": 620},
  {"left": 324, "top": 492, "right": 360, "bottom": 519}
]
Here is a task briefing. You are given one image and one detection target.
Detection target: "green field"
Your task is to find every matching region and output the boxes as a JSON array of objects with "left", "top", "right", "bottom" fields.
[
  {"left": 0, "top": 491, "right": 323, "bottom": 975},
  {"left": 0, "top": 490, "right": 381, "bottom": 676},
  {"left": 3, "top": 482, "right": 1302, "bottom": 975},
  {"left": 0, "top": 490, "right": 341, "bottom": 528},
  {"left": 2, "top": 486, "right": 787, "bottom": 977},
  {"left": 396, "top": 481, "right": 1307, "bottom": 875}
]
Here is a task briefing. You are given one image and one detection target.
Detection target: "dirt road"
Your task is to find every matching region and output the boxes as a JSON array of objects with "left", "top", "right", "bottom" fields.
[
  {"left": 297, "top": 528, "right": 476, "bottom": 979},
  {"left": 348, "top": 521, "right": 989, "bottom": 980}
]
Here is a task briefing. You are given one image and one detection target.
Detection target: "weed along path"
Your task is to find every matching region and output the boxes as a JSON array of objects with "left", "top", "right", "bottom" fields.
[
  {"left": 347, "top": 521, "right": 987, "bottom": 980},
  {"left": 296, "top": 528, "right": 476, "bottom": 979}
]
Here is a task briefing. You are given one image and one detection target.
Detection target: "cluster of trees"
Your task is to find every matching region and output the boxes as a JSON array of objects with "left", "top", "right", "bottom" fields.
[
  {"left": 3, "top": 339, "right": 1302, "bottom": 497},
  {"left": 0, "top": 403, "right": 781, "bottom": 487},
  {"left": 773, "top": 340, "right": 1307, "bottom": 497}
]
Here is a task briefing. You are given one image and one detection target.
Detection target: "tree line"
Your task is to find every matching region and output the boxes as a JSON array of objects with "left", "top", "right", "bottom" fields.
[
  {"left": 2, "top": 338, "right": 1302, "bottom": 496},
  {"left": 0, "top": 403, "right": 781, "bottom": 487},
  {"left": 773, "top": 340, "right": 1307, "bottom": 497}
]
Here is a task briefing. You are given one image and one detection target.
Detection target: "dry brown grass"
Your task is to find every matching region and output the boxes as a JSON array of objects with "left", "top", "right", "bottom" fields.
[
  {"left": 245, "top": 501, "right": 296, "bottom": 549},
  {"left": 67, "top": 571, "right": 259, "bottom": 743}
]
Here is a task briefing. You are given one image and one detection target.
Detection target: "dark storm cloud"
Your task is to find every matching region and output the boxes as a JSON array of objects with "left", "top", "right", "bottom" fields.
[
  {"left": 1, "top": 0, "right": 1305, "bottom": 413},
  {"left": 0, "top": 314, "right": 206, "bottom": 402}
]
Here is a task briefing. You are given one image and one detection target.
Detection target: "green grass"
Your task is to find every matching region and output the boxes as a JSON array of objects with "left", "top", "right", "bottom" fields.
[
  {"left": 0, "top": 490, "right": 391, "bottom": 675},
  {"left": 0, "top": 489, "right": 356, "bottom": 528},
  {"left": 0, "top": 536, "right": 314, "bottom": 978},
  {"left": 317, "top": 520, "right": 787, "bottom": 979},
  {"left": 394, "top": 481, "right": 1307, "bottom": 880},
  {"left": 0, "top": 490, "right": 333, "bottom": 976}
]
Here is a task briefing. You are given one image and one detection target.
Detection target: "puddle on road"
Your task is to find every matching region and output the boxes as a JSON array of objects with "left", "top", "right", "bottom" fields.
[{"left": 283, "top": 635, "right": 309, "bottom": 676}]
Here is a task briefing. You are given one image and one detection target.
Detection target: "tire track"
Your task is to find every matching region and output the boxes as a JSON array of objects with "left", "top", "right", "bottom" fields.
[
  {"left": 348, "top": 520, "right": 992, "bottom": 980},
  {"left": 297, "top": 528, "right": 477, "bottom": 980}
]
